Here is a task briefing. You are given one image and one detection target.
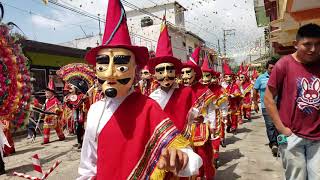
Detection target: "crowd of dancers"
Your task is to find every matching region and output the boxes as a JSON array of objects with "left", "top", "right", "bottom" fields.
[{"left": 0, "top": 0, "right": 262, "bottom": 179}]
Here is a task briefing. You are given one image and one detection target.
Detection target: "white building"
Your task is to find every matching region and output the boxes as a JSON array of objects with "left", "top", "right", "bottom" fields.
[{"left": 61, "top": 2, "right": 208, "bottom": 62}]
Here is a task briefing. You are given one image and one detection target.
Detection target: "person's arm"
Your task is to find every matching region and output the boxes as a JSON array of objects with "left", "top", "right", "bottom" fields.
[
  {"left": 252, "top": 89, "right": 259, "bottom": 112},
  {"left": 77, "top": 106, "right": 97, "bottom": 180},
  {"left": 264, "top": 86, "right": 292, "bottom": 136}
]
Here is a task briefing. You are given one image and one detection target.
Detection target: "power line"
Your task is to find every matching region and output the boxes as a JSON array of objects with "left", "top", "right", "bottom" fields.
[
  {"left": 122, "top": 0, "right": 217, "bottom": 47},
  {"left": 2, "top": 2, "right": 98, "bottom": 31}
]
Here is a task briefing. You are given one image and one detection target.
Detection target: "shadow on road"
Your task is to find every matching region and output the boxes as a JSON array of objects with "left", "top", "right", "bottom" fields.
[
  {"left": 225, "top": 136, "right": 242, "bottom": 146},
  {"left": 250, "top": 114, "right": 261, "bottom": 120},
  {"left": 219, "top": 149, "right": 244, "bottom": 166},
  {"left": 14, "top": 146, "right": 45, "bottom": 156},
  {"left": 236, "top": 127, "right": 252, "bottom": 134},
  {"left": 41, "top": 149, "right": 73, "bottom": 164},
  {"left": 5, "top": 164, "right": 35, "bottom": 176},
  {"left": 216, "top": 163, "right": 241, "bottom": 180}
]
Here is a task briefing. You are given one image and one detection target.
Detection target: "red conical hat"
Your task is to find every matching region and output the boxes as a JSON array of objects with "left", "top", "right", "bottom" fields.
[
  {"left": 241, "top": 64, "right": 249, "bottom": 77},
  {"left": 201, "top": 56, "right": 220, "bottom": 77},
  {"left": 252, "top": 69, "right": 259, "bottom": 79},
  {"left": 85, "top": 0, "right": 148, "bottom": 69},
  {"left": 237, "top": 62, "right": 244, "bottom": 75},
  {"left": 149, "top": 17, "right": 182, "bottom": 74},
  {"left": 142, "top": 65, "right": 149, "bottom": 71},
  {"left": 223, "top": 61, "right": 233, "bottom": 75},
  {"left": 45, "top": 76, "right": 56, "bottom": 93},
  {"left": 201, "top": 56, "right": 213, "bottom": 73},
  {"left": 182, "top": 47, "right": 202, "bottom": 80},
  {"left": 190, "top": 46, "right": 201, "bottom": 65}
]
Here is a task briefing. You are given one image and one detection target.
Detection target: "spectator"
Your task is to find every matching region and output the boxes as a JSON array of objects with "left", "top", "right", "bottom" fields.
[
  {"left": 253, "top": 57, "right": 279, "bottom": 156},
  {"left": 264, "top": 23, "right": 320, "bottom": 180}
]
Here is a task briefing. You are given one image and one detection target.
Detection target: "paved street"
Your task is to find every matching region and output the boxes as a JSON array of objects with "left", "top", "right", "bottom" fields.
[
  {"left": 1, "top": 112, "right": 283, "bottom": 180},
  {"left": 216, "top": 113, "right": 284, "bottom": 180}
]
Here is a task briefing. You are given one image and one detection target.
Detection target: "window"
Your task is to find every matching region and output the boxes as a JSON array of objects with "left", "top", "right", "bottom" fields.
[
  {"left": 141, "top": 16, "right": 153, "bottom": 27},
  {"left": 31, "top": 68, "right": 47, "bottom": 93},
  {"left": 188, "top": 47, "right": 193, "bottom": 54}
]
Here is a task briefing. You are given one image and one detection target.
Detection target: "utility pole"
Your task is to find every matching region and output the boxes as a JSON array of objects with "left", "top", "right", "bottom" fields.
[
  {"left": 217, "top": 39, "right": 221, "bottom": 55},
  {"left": 98, "top": 13, "right": 102, "bottom": 44},
  {"left": 223, "top": 29, "right": 236, "bottom": 57},
  {"left": 216, "top": 39, "right": 222, "bottom": 70},
  {"left": 259, "top": 37, "right": 262, "bottom": 58}
]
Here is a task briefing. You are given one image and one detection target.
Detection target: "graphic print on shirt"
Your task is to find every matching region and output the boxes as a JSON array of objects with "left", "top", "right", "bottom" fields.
[{"left": 296, "top": 77, "right": 320, "bottom": 114}]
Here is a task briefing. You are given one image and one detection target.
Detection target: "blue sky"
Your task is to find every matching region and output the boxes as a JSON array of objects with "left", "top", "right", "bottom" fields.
[
  {"left": 1, "top": 0, "right": 265, "bottom": 62},
  {"left": 1, "top": 0, "right": 100, "bottom": 44}
]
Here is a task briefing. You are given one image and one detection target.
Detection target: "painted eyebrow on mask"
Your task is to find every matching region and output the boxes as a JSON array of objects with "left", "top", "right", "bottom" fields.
[
  {"left": 113, "top": 55, "right": 131, "bottom": 64},
  {"left": 155, "top": 67, "right": 165, "bottom": 72},
  {"left": 182, "top": 70, "right": 192, "bottom": 73},
  {"left": 155, "top": 66, "right": 175, "bottom": 72},
  {"left": 96, "top": 55, "right": 110, "bottom": 64}
]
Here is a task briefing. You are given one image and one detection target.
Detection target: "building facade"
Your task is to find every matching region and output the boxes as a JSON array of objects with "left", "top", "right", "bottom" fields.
[{"left": 61, "top": 2, "right": 208, "bottom": 62}]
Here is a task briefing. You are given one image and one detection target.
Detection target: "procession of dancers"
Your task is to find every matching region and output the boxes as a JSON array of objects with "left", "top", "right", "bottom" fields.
[{"left": 0, "top": 1, "right": 261, "bottom": 179}]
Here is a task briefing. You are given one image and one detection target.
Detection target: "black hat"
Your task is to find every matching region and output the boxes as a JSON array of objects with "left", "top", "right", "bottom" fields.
[{"left": 69, "top": 78, "right": 89, "bottom": 94}]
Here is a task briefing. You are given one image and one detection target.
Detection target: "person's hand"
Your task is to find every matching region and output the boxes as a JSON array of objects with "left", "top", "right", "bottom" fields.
[
  {"left": 157, "top": 148, "right": 188, "bottom": 175},
  {"left": 254, "top": 103, "right": 259, "bottom": 113},
  {"left": 63, "top": 96, "right": 68, "bottom": 102},
  {"left": 281, "top": 127, "right": 293, "bottom": 137},
  {"left": 194, "top": 116, "right": 204, "bottom": 123}
]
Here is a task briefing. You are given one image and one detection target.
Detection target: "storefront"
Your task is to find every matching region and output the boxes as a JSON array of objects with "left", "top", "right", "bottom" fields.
[{"left": 22, "top": 40, "right": 87, "bottom": 102}]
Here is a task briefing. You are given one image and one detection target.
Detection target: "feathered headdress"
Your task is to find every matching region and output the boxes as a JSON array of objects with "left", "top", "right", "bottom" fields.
[{"left": 57, "top": 63, "right": 95, "bottom": 93}]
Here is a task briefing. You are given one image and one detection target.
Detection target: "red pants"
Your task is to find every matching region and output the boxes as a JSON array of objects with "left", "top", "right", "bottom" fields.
[
  {"left": 3, "top": 130, "right": 15, "bottom": 156},
  {"left": 243, "top": 107, "right": 251, "bottom": 119},
  {"left": 68, "top": 119, "right": 74, "bottom": 134},
  {"left": 43, "top": 126, "right": 65, "bottom": 144},
  {"left": 220, "top": 121, "right": 225, "bottom": 139},
  {"left": 231, "top": 114, "right": 238, "bottom": 131},
  {"left": 211, "top": 138, "right": 220, "bottom": 160},
  {"left": 194, "top": 142, "right": 216, "bottom": 179}
]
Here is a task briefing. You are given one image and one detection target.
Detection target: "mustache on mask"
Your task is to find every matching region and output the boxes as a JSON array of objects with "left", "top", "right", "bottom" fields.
[
  {"left": 157, "top": 76, "right": 175, "bottom": 82},
  {"left": 98, "top": 78, "right": 131, "bottom": 85},
  {"left": 117, "top": 78, "right": 131, "bottom": 85},
  {"left": 182, "top": 77, "right": 193, "bottom": 80}
]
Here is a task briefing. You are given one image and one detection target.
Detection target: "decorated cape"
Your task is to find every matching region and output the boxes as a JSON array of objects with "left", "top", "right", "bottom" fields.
[
  {"left": 240, "top": 81, "right": 253, "bottom": 108},
  {"left": 190, "top": 123, "right": 210, "bottom": 146},
  {"left": 91, "top": 88, "right": 104, "bottom": 104},
  {"left": 95, "top": 92, "right": 189, "bottom": 179},
  {"left": 137, "top": 79, "right": 158, "bottom": 96},
  {"left": 65, "top": 93, "right": 90, "bottom": 124},
  {"left": 205, "top": 84, "right": 229, "bottom": 139},
  {"left": 222, "top": 82, "right": 242, "bottom": 112},
  {"left": 150, "top": 85, "right": 195, "bottom": 133},
  {"left": 43, "top": 97, "right": 61, "bottom": 129}
]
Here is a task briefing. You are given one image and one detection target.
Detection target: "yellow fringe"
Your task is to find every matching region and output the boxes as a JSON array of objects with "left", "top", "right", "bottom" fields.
[
  {"left": 150, "top": 135, "right": 190, "bottom": 180},
  {"left": 216, "top": 96, "right": 228, "bottom": 107}
]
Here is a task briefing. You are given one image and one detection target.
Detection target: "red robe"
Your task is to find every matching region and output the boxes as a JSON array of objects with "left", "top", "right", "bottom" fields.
[
  {"left": 44, "top": 97, "right": 61, "bottom": 129},
  {"left": 190, "top": 82, "right": 213, "bottom": 112},
  {"left": 162, "top": 86, "right": 195, "bottom": 132},
  {"left": 96, "top": 92, "right": 189, "bottom": 179},
  {"left": 136, "top": 79, "right": 158, "bottom": 96},
  {"left": 91, "top": 88, "right": 104, "bottom": 104},
  {"left": 65, "top": 94, "right": 90, "bottom": 124},
  {"left": 223, "top": 82, "right": 242, "bottom": 130},
  {"left": 240, "top": 81, "right": 253, "bottom": 109},
  {"left": 224, "top": 83, "right": 241, "bottom": 112}
]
